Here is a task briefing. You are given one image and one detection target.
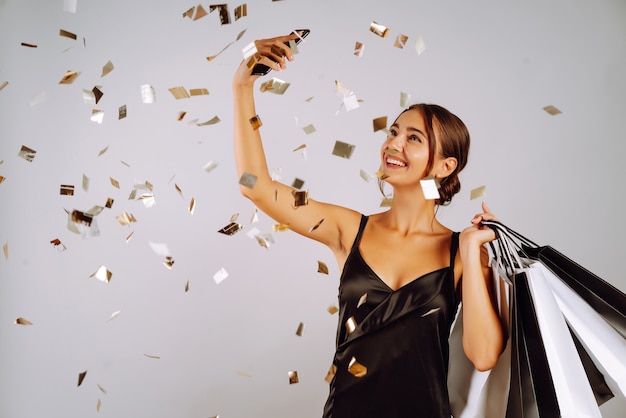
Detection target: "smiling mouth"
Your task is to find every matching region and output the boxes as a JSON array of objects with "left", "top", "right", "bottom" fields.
[{"left": 385, "top": 157, "right": 407, "bottom": 167}]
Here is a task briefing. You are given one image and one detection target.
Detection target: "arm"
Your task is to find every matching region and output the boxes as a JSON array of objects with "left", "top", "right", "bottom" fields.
[
  {"left": 232, "top": 33, "right": 357, "bottom": 253},
  {"left": 458, "top": 202, "right": 505, "bottom": 371}
]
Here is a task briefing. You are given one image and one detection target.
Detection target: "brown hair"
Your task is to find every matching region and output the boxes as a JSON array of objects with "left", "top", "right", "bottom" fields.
[{"left": 379, "top": 103, "right": 470, "bottom": 206}]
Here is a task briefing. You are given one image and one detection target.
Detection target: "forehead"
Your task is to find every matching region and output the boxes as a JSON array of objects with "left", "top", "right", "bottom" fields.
[{"left": 394, "top": 108, "right": 427, "bottom": 128}]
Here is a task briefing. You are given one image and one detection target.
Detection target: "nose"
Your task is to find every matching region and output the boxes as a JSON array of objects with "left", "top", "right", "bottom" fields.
[{"left": 387, "top": 133, "right": 404, "bottom": 151}]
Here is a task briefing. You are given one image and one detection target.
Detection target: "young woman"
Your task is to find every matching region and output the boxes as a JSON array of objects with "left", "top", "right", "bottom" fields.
[{"left": 232, "top": 32, "right": 504, "bottom": 417}]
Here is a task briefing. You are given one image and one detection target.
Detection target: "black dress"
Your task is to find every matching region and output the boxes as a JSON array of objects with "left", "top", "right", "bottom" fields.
[{"left": 323, "top": 215, "right": 460, "bottom": 418}]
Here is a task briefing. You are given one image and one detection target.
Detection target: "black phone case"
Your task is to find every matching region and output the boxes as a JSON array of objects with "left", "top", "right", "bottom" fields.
[{"left": 251, "top": 29, "right": 310, "bottom": 76}]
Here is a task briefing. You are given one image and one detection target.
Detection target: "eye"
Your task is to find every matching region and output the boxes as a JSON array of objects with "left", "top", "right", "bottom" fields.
[
  {"left": 409, "top": 134, "right": 422, "bottom": 143},
  {"left": 388, "top": 128, "right": 398, "bottom": 137}
]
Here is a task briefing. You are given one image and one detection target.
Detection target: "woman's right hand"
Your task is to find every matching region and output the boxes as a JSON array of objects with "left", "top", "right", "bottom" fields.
[{"left": 232, "top": 32, "right": 301, "bottom": 88}]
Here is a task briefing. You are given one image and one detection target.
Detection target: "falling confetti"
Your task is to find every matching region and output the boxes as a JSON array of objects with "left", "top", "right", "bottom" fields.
[
  {"left": 259, "top": 78, "right": 290, "bottom": 94},
  {"left": 325, "top": 364, "right": 337, "bottom": 384},
  {"left": 101, "top": 60, "right": 114, "bottom": 77},
  {"left": 400, "top": 92, "right": 411, "bottom": 108},
  {"left": 373, "top": 116, "right": 388, "bottom": 132},
  {"left": 302, "top": 124, "right": 316, "bottom": 135},
  {"left": 18, "top": 145, "right": 36, "bottom": 162},
  {"left": 144, "top": 354, "right": 161, "bottom": 359},
  {"left": 415, "top": 36, "right": 426, "bottom": 55},
  {"left": 50, "top": 238, "right": 67, "bottom": 252},
  {"left": 213, "top": 267, "right": 229, "bottom": 284},
  {"left": 249, "top": 115, "right": 262, "bottom": 130},
  {"left": 203, "top": 161, "right": 219, "bottom": 173},
  {"left": 59, "top": 29, "right": 77, "bottom": 40},
  {"left": 60, "top": 184, "right": 75, "bottom": 196},
  {"left": 197, "top": 116, "right": 221, "bottom": 126},
  {"left": 169, "top": 86, "right": 190, "bottom": 99},
  {"left": 332, "top": 141, "right": 356, "bottom": 159},
  {"left": 394, "top": 34, "right": 409, "bottom": 48},
  {"left": 354, "top": 41, "right": 364, "bottom": 57},
  {"left": 357, "top": 293, "right": 367, "bottom": 308},
  {"left": 295, "top": 322, "right": 306, "bottom": 337},
  {"left": 188, "top": 198, "right": 196, "bottom": 214},
  {"left": 90, "top": 265, "right": 112, "bottom": 283},
  {"left": 420, "top": 176, "right": 440, "bottom": 200},
  {"left": 292, "top": 190, "right": 308, "bottom": 208},
  {"left": 14, "top": 317, "right": 32, "bottom": 325},
  {"left": 288, "top": 370, "right": 299, "bottom": 384},
  {"left": 107, "top": 311, "right": 121, "bottom": 321},
  {"left": 77, "top": 371, "right": 87, "bottom": 387},
  {"left": 348, "top": 356, "right": 367, "bottom": 377},
  {"left": 59, "top": 70, "right": 80, "bottom": 84},
  {"left": 369, "top": 21, "right": 389, "bottom": 38},
  {"left": 317, "top": 261, "right": 329, "bottom": 275},
  {"left": 327, "top": 305, "right": 338, "bottom": 315},
  {"left": 543, "top": 105, "right": 562, "bottom": 115},
  {"left": 239, "top": 172, "right": 257, "bottom": 189},
  {"left": 141, "top": 84, "right": 156, "bottom": 103},
  {"left": 470, "top": 185, "right": 487, "bottom": 200},
  {"left": 308, "top": 218, "right": 324, "bottom": 233},
  {"left": 345, "top": 316, "right": 357, "bottom": 333}
]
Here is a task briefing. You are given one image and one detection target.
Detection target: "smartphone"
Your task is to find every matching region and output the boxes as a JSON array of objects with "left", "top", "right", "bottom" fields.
[{"left": 251, "top": 29, "right": 311, "bottom": 76}]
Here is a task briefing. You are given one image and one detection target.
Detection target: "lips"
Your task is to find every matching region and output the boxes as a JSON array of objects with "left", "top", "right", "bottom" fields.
[{"left": 385, "top": 156, "right": 407, "bottom": 167}]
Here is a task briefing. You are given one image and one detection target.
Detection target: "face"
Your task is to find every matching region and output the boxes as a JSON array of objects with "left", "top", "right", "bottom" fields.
[{"left": 380, "top": 109, "right": 434, "bottom": 187}]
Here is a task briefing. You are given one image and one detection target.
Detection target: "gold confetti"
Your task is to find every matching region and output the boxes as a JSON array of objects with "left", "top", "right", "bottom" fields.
[
  {"left": 101, "top": 60, "right": 114, "bottom": 77},
  {"left": 375, "top": 169, "right": 389, "bottom": 181},
  {"left": 309, "top": 218, "right": 324, "bottom": 233},
  {"left": 345, "top": 316, "right": 357, "bottom": 333},
  {"left": 29, "top": 90, "right": 45, "bottom": 107},
  {"left": 288, "top": 371, "right": 299, "bottom": 384},
  {"left": 190, "top": 88, "right": 209, "bottom": 96},
  {"left": 380, "top": 197, "right": 394, "bottom": 207},
  {"left": 210, "top": 4, "right": 230, "bottom": 24},
  {"left": 0, "top": 81, "right": 7, "bottom": 91},
  {"left": 273, "top": 223, "right": 290, "bottom": 232},
  {"left": 295, "top": 322, "right": 306, "bottom": 337},
  {"left": 181, "top": 5, "right": 193, "bottom": 18},
  {"left": 543, "top": 105, "right": 562, "bottom": 115},
  {"left": 144, "top": 354, "right": 160, "bottom": 359},
  {"left": 327, "top": 305, "right": 339, "bottom": 315},
  {"left": 116, "top": 212, "right": 137, "bottom": 225},
  {"left": 14, "top": 317, "right": 32, "bottom": 325},
  {"left": 163, "top": 256, "right": 175, "bottom": 270},
  {"left": 394, "top": 34, "right": 409, "bottom": 49},
  {"left": 169, "top": 86, "right": 189, "bottom": 99},
  {"left": 325, "top": 364, "right": 337, "bottom": 384},
  {"left": 59, "top": 70, "right": 80, "bottom": 84},
  {"left": 373, "top": 116, "right": 388, "bottom": 132},
  {"left": 90, "top": 265, "right": 112, "bottom": 283},
  {"left": 59, "top": 29, "right": 77, "bottom": 40},
  {"left": 185, "top": 280, "right": 190, "bottom": 293},
  {"left": 420, "top": 176, "right": 440, "bottom": 200},
  {"left": 354, "top": 41, "right": 364, "bottom": 57},
  {"left": 239, "top": 172, "right": 257, "bottom": 189},
  {"left": 291, "top": 178, "right": 305, "bottom": 189},
  {"left": 415, "top": 36, "right": 426, "bottom": 55},
  {"left": 255, "top": 233, "right": 275, "bottom": 249},
  {"left": 292, "top": 190, "right": 308, "bottom": 208},
  {"left": 107, "top": 311, "right": 121, "bottom": 321},
  {"left": 219, "top": 221, "right": 243, "bottom": 236},
  {"left": 234, "top": 4, "right": 247, "bottom": 20},
  {"left": 369, "top": 21, "right": 389, "bottom": 38},
  {"left": 21, "top": 42, "right": 37, "bottom": 48},
  {"left": 0, "top": 175, "right": 5, "bottom": 184},
  {"left": 357, "top": 293, "right": 367, "bottom": 308},
  {"left": 302, "top": 124, "right": 316, "bottom": 134},
  {"left": 118, "top": 105, "right": 127, "bottom": 119},
  {"left": 96, "top": 399, "right": 101, "bottom": 412},
  {"left": 92, "top": 86, "right": 104, "bottom": 104},
  {"left": 50, "top": 238, "right": 66, "bottom": 252},
  {"left": 236, "top": 370, "right": 252, "bottom": 378},
  {"left": 18, "top": 145, "right": 36, "bottom": 162},
  {"left": 82, "top": 174, "right": 90, "bottom": 192},
  {"left": 2, "top": 242, "right": 7, "bottom": 260},
  {"left": 105, "top": 198, "right": 114, "bottom": 208},
  {"left": 400, "top": 92, "right": 411, "bottom": 108},
  {"left": 97, "top": 384, "right": 107, "bottom": 394},
  {"left": 359, "top": 170, "right": 374, "bottom": 182},
  {"left": 141, "top": 84, "right": 156, "bottom": 103},
  {"left": 188, "top": 198, "right": 196, "bottom": 214},
  {"left": 60, "top": 184, "right": 75, "bottom": 196},
  {"left": 213, "top": 267, "right": 229, "bottom": 284},
  {"left": 204, "top": 161, "right": 219, "bottom": 173},
  {"left": 249, "top": 115, "right": 262, "bottom": 130},
  {"left": 109, "top": 177, "right": 120, "bottom": 189},
  {"left": 317, "top": 261, "right": 329, "bottom": 275},
  {"left": 259, "top": 78, "right": 290, "bottom": 94},
  {"left": 348, "top": 356, "right": 367, "bottom": 377},
  {"left": 70, "top": 210, "right": 94, "bottom": 227},
  {"left": 193, "top": 4, "right": 208, "bottom": 20},
  {"left": 250, "top": 208, "right": 259, "bottom": 223},
  {"left": 197, "top": 116, "right": 221, "bottom": 126},
  {"left": 332, "top": 140, "right": 356, "bottom": 159},
  {"left": 91, "top": 109, "right": 104, "bottom": 124},
  {"left": 293, "top": 144, "right": 307, "bottom": 154},
  {"left": 125, "top": 231, "right": 134, "bottom": 242},
  {"left": 470, "top": 185, "right": 487, "bottom": 200},
  {"left": 230, "top": 213, "right": 240, "bottom": 223},
  {"left": 77, "top": 371, "right": 87, "bottom": 387}
]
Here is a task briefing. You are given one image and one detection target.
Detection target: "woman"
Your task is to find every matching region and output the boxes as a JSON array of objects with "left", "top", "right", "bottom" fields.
[{"left": 232, "top": 32, "right": 504, "bottom": 417}]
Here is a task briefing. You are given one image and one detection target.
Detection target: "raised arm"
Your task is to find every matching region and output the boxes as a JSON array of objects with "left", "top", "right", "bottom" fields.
[
  {"left": 458, "top": 202, "right": 505, "bottom": 371},
  {"left": 232, "top": 32, "right": 358, "bottom": 255}
]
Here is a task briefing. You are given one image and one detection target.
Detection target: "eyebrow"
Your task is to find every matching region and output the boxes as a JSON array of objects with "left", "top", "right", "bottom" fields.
[{"left": 390, "top": 123, "right": 428, "bottom": 139}]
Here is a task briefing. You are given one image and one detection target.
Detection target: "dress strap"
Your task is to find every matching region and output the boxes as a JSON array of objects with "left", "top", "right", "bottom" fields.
[
  {"left": 449, "top": 232, "right": 460, "bottom": 268},
  {"left": 349, "top": 214, "right": 369, "bottom": 253}
]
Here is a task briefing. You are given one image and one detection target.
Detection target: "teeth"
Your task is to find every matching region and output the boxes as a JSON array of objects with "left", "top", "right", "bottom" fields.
[{"left": 386, "top": 158, "right": 406, "bottom": 167}]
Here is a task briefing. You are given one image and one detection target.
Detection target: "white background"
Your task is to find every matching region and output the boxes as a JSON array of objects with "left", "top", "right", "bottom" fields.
[{"left": 1, "top": 0, "right": 625, "bottom": 417}]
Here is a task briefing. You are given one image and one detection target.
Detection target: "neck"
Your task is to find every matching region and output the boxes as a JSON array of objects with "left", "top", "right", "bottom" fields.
[{"left": 381, "top": 186, "right": 440, "bottom": 234}]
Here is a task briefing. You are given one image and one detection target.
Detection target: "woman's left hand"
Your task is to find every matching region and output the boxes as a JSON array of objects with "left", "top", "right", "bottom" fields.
[{"left": 460, "top": 201, "right": 498, "bottom": 247}]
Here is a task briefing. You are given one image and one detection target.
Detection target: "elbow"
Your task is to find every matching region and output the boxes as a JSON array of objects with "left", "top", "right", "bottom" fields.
[
  {"left": 470, "top": 354, "right": 500, "bottom": 372},
  {"left": 463, "top": 338, "right": 504, "bottom": 372}
]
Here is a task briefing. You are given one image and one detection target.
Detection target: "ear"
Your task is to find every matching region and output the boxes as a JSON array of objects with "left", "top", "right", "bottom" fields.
[{"left": 436, "top": 157, "right": 457, "bottom": 179}]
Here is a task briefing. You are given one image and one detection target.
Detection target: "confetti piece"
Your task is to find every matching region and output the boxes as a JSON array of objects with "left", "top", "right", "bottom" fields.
[
  {"left": 193, "top": 4, "right": 208, "bottom": 20},
  {"left": 218, "top": 222, "right": 244, "bottom": 235},
  {"left": 2, "top": 242, "right": 7, "bottom": 260},
  {"left": 292, "top": 190, "right": 308, "bottom": 207},
  {"left": 259, "top": 78, "right": 290, "bottom": 94},
  {"left": 250, "top": 208, "right": 259, "bottom": 223},
  {"left": 82, "top": 174, "right": 90, "bottom": 191},
  {"left": 249, "top": 115, "right": 262, "bottom": 130},
  {"left": 21, "top": 42, "right": 37, "bottom": 48},
  {"left": 354, "top": 41, "right": 364, "bottom": 57},
  {"left": 420, "top": 176, "right": 440, "bottom": 200},
  {"left": 239, "top": 172, "right": 257, "bottom": 189},
  {"left": 60, "top": 184, "right": 75, "bottom": 196},
  {"left": 59, "top": 29, "right": 77, "bottom": 40},
  {"left": 107, "top": 311, "right": 121, "bottom": 321},
  {"left": 400, "top": 92, "right": 411, "bottom": 108},
  {"left": 63, "top": 0, "right": 77, "bottom": 13},
  {"left": 50, "top": 238, "right": 67, "bottom": 252},
  {"left": 77, "top": 371, "right": 87, "bottom": 387},
  {"left": 273, "top": 223, "right": 289, "bottom": 232},
  {"left": 302, "top": 124, "right": 316, "bottom": 135},
  {"left": 359, "top": 170, "right": 375, "bottom": 182},
  {"left": 213, "top": 267, "right": 229, "bottom": 284},
  {"left": 97, "top": 384, "right": 107, "bottom": 394},
  {"left": 125, "top": 231, "right": 134, "bottom": 242},
  {"left": 105, "top": 198, "right": 114, "bottom": 208},
  {"left": 288, "top": 371, "right": 299, "bottom": 384},
  {"left": 185, "top": 280, "right": 190, "bottom": 293},
  {"left": 295, "top": 322, "right": 306, "bottom": 337},
  {"left": 332, "top": 140, "right": 356, "bottom": 159},
  {"left": 141, "top": 84, "right": 156, "bottom": 103},
  {"left": 116, "top": 212, "right": 137, "bottom": 225},
  {"left": 230, "top": 213, "right": 240, "bottom": 223},
  {"left": 188, "top": 198, "right": 196, "bottom": 214},
  {"left": 234, "top": 4, "right": 247, "bottom": 20},
  {"left": 357, "top": 293, "right": 367, "bottom": 308},
  {"left": 309, "top": 219, "right": 324, "bottom": 233},
  {"left": 255, "top": 233, "right": 274, "bottom": 249},
  {"left": 149, "top": 242, "right": 170, "bottom": 257},
  {"left": 14, "top": 317, "right": 32, "bottom": 325},
  {"left": 543, "top": 105, "right": 562, "bottom": 115},
  {"left": 242, "top": 42, "right": 258, "bottom": 60},
  {"left": 59, "top": 70, "right": 80, "bottom": 84},
  {"left": 101, "top": 60, "right": 114, "bottom": 77},
  {"left": 163, "top": 256, "right": 175, "bottom": 270},
  {"left": 317, "top": 261, "right": 329, "bottom": 275},
  {"left": 18, "top": 145, "right": 36, "bottom": 162},
  {"left": 91, "top": 109, "right": 104, "bottom": 124},
  {"left": 375, "top": 169, "right": 389, "bottom": 181},
  {"left": 369, "top": 21, "right": 389, "bottom": 38},
  {"left": 348, "top": 356, "right": 367, "bottom": 377},
  {"left": 415, "top": 36, "right": 426, "bottom": 55},
  {"left": 90, "top": 266, "right": 112, "bottom": 283},
  {"left": 118, "top": 105, "right": 127, "bottom": 119},
  {"left": 169, "top": 86, "right": 189, "bottom": 99},
  {"left": 210, "top": 4, "right": 231, "bottom": 24},
  {"left": 236, "top": 371, "right": 252, "bottom": 378},
  {"left": 0, "top": 175, "right": 5, "bottom": 184},
  {"left": 92, "top": 86, "right": 104, "bottom": 104},
  {"left": 327, "top": 305, "right": 339, "bottom": 315},
  {"left": 0, "top": 81, "right": 7, "bottom": 91},
  {"left": 182, "top": 6, "right": 195, "bottom": 18},
  {"left": 394, "top": 34, "right": 409, "bottom": 49},
  {"left": 190, "top": 88, "right": 209, "bottom": 96},
  {"left": 373, "top": 116, "right": 388, "bottom": 132},
  {"left": 470, "top": 185, "right": 487, "bottom": 200},
  {"left": 144, "top": 354, "right": 160, "bottom": 359},
  {"left": 197, "top": 116, "right": 221, "bottom": 126},
  {"left": 325, "top": 364, "right": 337, "bottom": 384},
  {"left": 96, "top": 399, "right": 101, "bottom": 412},
  {"left": 203, "top": 161, "right": 219, "bottom": 173},
  {"left": 291, "top": 178, "right": 305, "bottom": 189},
  {"left": 380, "top": 197, "right": 393, "bottom": 207},
  {"left": 345, "top": 316, "right": 357, "bottom": 333},
  {"left": 29, "top": 90, "right": 45, "bottom": 106},
  {"left": 109, "top": 177, "right": 120, "bottom": 189}
]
